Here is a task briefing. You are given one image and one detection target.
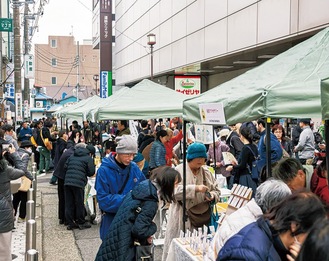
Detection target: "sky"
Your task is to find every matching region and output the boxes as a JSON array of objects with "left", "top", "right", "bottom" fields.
[{"left": 32, "top": 0, "right": 93, "bottom": 44}]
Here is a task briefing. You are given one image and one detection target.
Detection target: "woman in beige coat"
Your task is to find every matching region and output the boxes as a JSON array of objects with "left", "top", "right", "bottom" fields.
[{"left": 162, "top": 142, "right": 221, "bottom": 261}]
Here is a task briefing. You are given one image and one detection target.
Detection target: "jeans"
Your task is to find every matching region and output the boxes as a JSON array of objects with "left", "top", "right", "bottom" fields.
[{"left": 39, "top": 146, "right": 51, "bottom": 172}]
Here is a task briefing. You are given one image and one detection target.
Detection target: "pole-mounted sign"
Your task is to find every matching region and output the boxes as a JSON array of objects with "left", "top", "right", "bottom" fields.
[{"left": 0, "top": 18, "right": 13, "bottom": 32}]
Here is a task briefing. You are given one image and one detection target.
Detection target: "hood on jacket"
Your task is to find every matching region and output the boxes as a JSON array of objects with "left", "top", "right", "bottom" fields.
[
  {"left": 74, "top": 147, "right": 90, "bottom": 157},
  {"left": 131, "top": 180, "right": 158, "bottom": 202}
]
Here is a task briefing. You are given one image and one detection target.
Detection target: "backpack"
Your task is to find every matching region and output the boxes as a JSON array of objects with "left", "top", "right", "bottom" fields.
[{"left": 245, "top": 146, "right": 259, "bottom": 180}]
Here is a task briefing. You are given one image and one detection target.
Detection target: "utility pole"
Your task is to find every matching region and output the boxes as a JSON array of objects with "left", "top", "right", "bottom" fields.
[
  {"left": 76, "top": 41, "right": 80, "bottom": 102},
  {"left": 23, "top": 2, "right": 30, "bottom": 103},
  {"left": 13, "top": 0, "right": 22, "bottom": 95}
]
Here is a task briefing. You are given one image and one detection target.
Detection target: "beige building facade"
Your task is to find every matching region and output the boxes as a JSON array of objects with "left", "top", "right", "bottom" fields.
[
  {"left": 114, "top": 0, "right": 329, "bottom": 90},
  {"left": 34, "top": 36, "right": 100, "bottom": 101}
]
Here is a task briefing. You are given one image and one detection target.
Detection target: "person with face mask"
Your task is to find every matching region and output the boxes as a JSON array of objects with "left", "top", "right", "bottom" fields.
[{"left": 12, "top": 140, "right": 34, "bottom": 223}]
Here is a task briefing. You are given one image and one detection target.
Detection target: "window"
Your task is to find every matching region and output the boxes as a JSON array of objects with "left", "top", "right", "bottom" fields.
[
  {"left": 51, "top": 58, "right": 57, "bottom": 66},
  {"left": 51, "top": 77, "right": 57, "bottom": 85},
  {"left": 51, "top": 39, "right": 57, "bottom": 48}
]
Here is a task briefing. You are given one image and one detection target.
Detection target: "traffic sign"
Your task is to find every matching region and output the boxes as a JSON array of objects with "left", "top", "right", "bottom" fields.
[{"left": 0, "top": 18, "right": 13, "bottom": 32}]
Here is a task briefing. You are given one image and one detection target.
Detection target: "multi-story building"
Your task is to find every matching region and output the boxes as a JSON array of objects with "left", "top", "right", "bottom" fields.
[
  {"left": 34, "top": 36, "right": 100, "bottom": 102},
  {"left": 114, "top": 0, "right": 329, "bottom": 91}
]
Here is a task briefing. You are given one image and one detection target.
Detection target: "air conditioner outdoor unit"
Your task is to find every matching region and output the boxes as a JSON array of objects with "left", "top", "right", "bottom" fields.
[{"left": 35, "top": 101, "right": 43, "bottom": 108}]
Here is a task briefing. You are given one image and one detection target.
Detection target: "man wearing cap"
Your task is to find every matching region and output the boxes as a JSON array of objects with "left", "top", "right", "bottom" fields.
[
  {"left": 294, "top": 118, "right": 315, "bottom": 165},
  {"left": 95, "top": 135, "right": 146, "bottom": 240}
]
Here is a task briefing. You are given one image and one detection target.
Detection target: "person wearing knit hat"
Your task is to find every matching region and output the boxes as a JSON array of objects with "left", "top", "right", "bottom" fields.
[
  {"left": 95, "top": 135, "right": 146, "bottom": 240},
  {"left": 162, "top": 142, "right": 221, "bottom": 261}
]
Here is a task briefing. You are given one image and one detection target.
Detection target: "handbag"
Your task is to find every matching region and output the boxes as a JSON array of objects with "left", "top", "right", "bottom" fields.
[
  {"left": 186, "top": 169, "right": 211, "bottom": 228},
  {"left": 19, "top": 176, "right": 32, "bottom": 192},
  {"left": 246, "top": 146, "right": 259, "bottom": 180},
  {"left": 135, "top": 244, "right": 153, "bottom": 261},
  {"left": 187, "top": 201, "right": 211, "bottom": 228},
  {"left": 11, "top": 178, "right": 21, "bottom": 194},
  {"left": 40, "top": 130, "right": 53, "bottom": 150}
]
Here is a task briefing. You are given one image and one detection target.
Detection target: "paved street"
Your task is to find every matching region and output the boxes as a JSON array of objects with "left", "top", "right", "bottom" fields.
[{"left": 12, "top": 172, "right": 164, "bottom": 260}]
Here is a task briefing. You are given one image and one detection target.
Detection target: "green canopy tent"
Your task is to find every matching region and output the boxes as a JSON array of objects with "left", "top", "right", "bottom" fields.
[
  {"left": 64, "top": 87, "right": 131, "bottom": 121},
  {"left": 61, "top": 95, "right": 103, "bottom": 119},
  {"left": 54, "top": 95, "right": 99, "bottom": 119},
  {"left": 183, "top": 27, "right": 329, "bottom": 125},
  {"left": 95, "top": 79, "right": 188, "bottom": 120}
]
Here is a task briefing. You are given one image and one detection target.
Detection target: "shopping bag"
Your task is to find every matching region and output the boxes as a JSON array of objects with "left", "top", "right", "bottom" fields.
[
  {"left": 19, "top": 176, "right": 32, "bottom": 192},
  {"left": 209, "top": 203, "right": 219, "bottom": 230}
]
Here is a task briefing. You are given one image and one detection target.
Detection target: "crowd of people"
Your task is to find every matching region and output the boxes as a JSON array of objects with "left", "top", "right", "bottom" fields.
[{"left": 0, "top": 116, "right": 328, "bottom": 260}]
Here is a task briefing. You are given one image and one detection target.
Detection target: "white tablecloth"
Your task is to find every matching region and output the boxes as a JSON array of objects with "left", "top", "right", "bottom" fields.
[{"left": 167, "top": 238, "right": 203, "bottom": 261}]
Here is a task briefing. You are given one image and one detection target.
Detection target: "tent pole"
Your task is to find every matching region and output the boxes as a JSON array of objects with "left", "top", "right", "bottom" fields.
[
  {"left": 212, "top": 126, "right": 216, "bottom": 169},
  {"left": 182, "top": 120, "right": 188, "bottom": 232},
  {"left": 325, "top": 120, "right": 329, "bottom": 186},
  {"left": 266, "top": 118, "right": 272, "bottom": 177}
]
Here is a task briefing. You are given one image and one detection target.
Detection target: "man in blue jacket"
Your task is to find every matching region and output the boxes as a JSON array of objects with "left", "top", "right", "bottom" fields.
[
  {"left": 95, "top": 135, "right": 146, "bottom": 240},
  {"left": 256, "top": 119, "right": 283, "bottom": 174}
]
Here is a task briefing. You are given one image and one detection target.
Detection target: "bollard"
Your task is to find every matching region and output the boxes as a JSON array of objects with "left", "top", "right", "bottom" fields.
[
  {"left": 26, "top": 249, "right": 38, "bottom": 261},
  {"left": 26, "top": 200, "right": 35, "bottom": 221},
  {"left": 32, "top": 162, "right": 37, "bottom": 202},
  {"left": 28, "top": 188, "right": 34, "bottom": 201},
  {"left": 25, "top": 219, "right": 37, "bottom": 252}
]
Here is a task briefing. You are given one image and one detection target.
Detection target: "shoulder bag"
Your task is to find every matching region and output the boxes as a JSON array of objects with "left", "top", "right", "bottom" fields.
[
  {"left": 40, "top": 129, "right": 53, "bottom": 150},
  {"left": 245, "top": 145, "right": 259, "bottom": 180},
  {"left": 185, "top": 168, "right": 211, "bottom": 228}
]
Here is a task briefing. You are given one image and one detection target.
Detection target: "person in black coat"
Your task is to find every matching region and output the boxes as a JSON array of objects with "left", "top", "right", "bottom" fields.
[
  {"left": 53, "top": 140, "right": 75, "bottom": 225},
  {"left": 64, "top": 143, "right": 95, "bottom": 230},
  {"left": 49, "top": 130, "right": 68, "bottom": 185},
  {"left": 96, "top": 166, "right": 181, "bottom": 261}
]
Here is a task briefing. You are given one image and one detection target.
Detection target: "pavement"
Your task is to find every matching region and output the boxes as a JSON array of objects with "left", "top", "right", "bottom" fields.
[{"left": 12, "top": 172, "right": 165, "bottom": 261}]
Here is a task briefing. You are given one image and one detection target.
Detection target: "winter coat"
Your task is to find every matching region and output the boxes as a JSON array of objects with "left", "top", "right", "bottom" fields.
[
  {"left": 231, "top": 143, "right": 259, "bottom": 191},
  {"left": 165, "top": 130, "right": 183, "bottom": 166},
  {"left": 53, "top": 147, "right": 74, "bottom": 180},
  {"left": 257, "top": 131, "right": 283, "bottom": 172},
  {"left": 36, "top": 127, "right": 56, "bottom": 147},
  {"left": 0, "top": 154, "right": 27, "bottom": 233},
  {"left": 311, "top": 168, "right": 329, "bottom": 206},
  {"left": 217, "top": 217, "right": 281, "bottom": 261},
  {"left": 208, "top": 199, "right": 262, "bottom": 261},
  {"left": 294, "top": 126, "right": 315, "bottom": 160},
  {"left": 207, "top": 140, "right": 230, "bottom": 177},
  {"left": 53, "top": 137, "right": 67, "bottom": 167},
  {"left": 96, "top": 180, "right": 158, "bottom": 261},
  {"left": 138, "top": 135, "right": 154, "bottom": 153},
  {"left": 18, "top": 127, "right": 33, "bottom": 142},
  {"left": 64, "top": 147, "right": 95, "bottom": 189},
  {"left": 149, "top": 140, "right": 166, "bottom": 169},
  {"left": 17, "top": 148, "right": 33, "bottom": 178},
  {"left": 162, "top": 164, "right": 221, "bottom": 261},
  {"left": 4, "top": 134, "right": 19, "bottom": 150},
  {"left": 95, "top": 154, "right": 146, "bottom": 240},
  {"left": 226, "top": 131, "right": 244, "bottom": 158}
]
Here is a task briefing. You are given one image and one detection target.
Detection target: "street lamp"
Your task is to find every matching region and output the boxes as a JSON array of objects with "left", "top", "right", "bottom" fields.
[
  {"left": 147, "top": 33, "right": 156, "bottom": 80},
  {"left": 93, "top": 74, "right": 99, "bottom": 95}
]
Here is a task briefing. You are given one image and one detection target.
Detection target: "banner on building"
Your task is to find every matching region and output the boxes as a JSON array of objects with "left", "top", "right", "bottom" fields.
[
  {"left": 100, "top": 71, "right": 112, "bottom": 98},
  {"left": 15, "top": 93, "right": 23, "bottom": 122},
  {"left": 175, "top": 76, "right": 201, "bottom": 96},
  {"left": 24, "top": 54, "right": 34, "bottom": 79}
]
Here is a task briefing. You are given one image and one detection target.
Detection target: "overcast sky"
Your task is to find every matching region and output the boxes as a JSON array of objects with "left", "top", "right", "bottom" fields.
[{"left": 32, "top": 0, "right": 92, "bottom": 44}]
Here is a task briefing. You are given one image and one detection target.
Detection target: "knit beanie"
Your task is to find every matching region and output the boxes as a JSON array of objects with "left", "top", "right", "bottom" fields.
[
  {"left": 133, "top": 152, "right": 144, "bottom": 163},
  {"left": 186, "top": 142, "right": 207, "bottom": 160},
  {"left": 115, "top": 135, "right": 137, "bottom": 154}
]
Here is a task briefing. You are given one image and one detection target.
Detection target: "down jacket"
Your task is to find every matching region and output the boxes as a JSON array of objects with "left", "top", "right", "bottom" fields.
[
  {"left": 64, "top": 147, "right": 95, "bottom": 189},
  {"left": 217, "top": 217, "right": 281, "bottom": 261},
  {"left": 149, "top": 140, "right": 166, "bottom": 169},
  {"left": 96, "top": 179, "right": 158, "bottom": 261},
  {"left": 0, "top": 153, "right": 26, "bottom": 233}
]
